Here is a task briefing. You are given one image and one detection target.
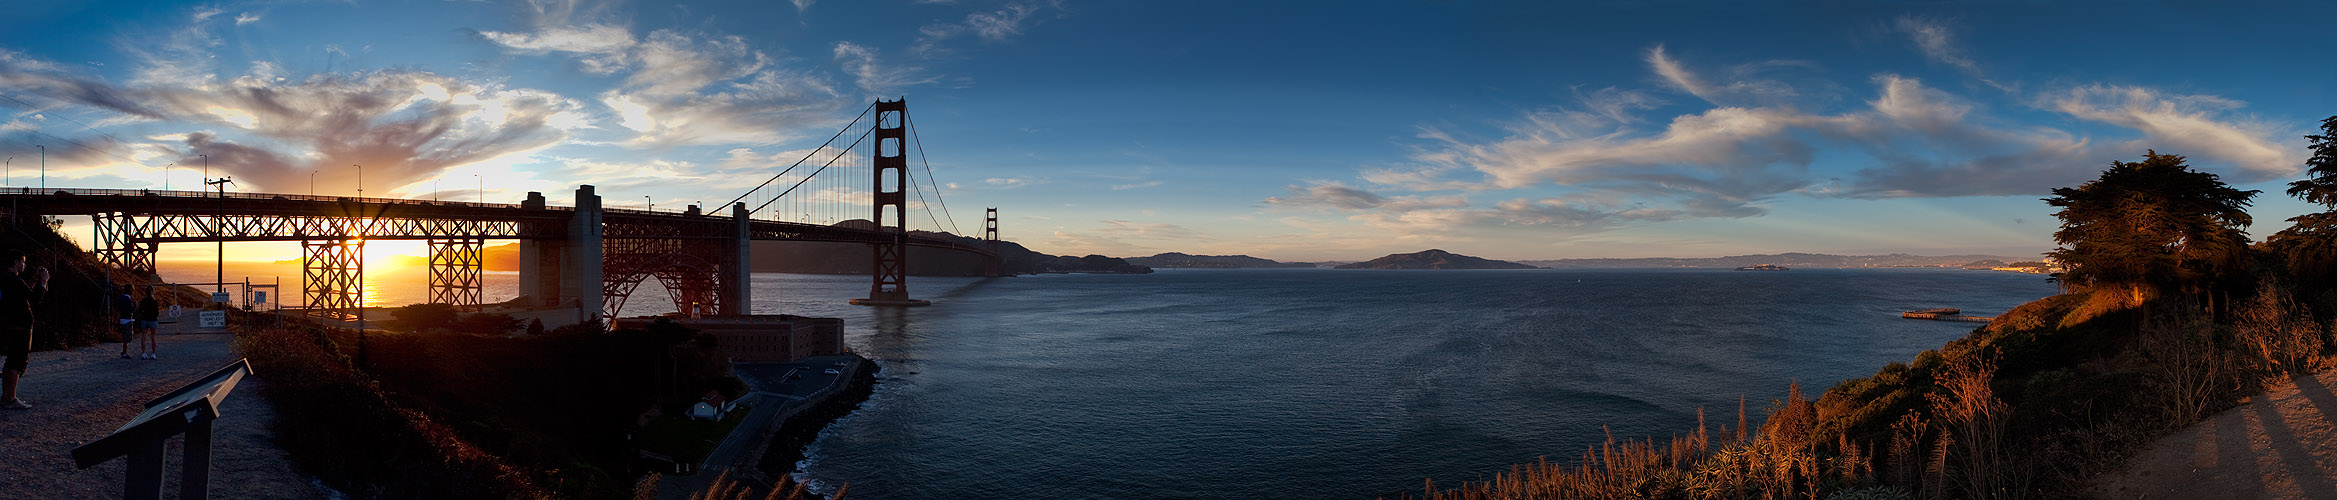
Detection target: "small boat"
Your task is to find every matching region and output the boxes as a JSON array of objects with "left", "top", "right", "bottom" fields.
[{"left": 1736, "top": 264, "right": 1789, "bottom": 271}]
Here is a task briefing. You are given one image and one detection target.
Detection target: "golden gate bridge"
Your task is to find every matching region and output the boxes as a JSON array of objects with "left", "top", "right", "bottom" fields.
[{"left": 0, "top": 99, "right": 1001, "bottom": 326}]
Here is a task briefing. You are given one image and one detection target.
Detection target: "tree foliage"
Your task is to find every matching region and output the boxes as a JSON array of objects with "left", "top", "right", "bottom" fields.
[
  {"left": 2267, "top": 115, "right": 2337, "bottom": 286},
  {"left": 2045, "top": 151, "right": 2258, "bottom": 301}
]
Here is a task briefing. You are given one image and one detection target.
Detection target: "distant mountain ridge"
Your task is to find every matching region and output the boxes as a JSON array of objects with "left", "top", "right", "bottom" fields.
[
  {"left": 1519, "top": 252, "right": 2025, "bottom": 269},
  {"left": 1123, "top": 252, "right": 1313, "bottom": 269},
  {"left": 1336, "top": 249, "right": 1537, "bottom": 270}
]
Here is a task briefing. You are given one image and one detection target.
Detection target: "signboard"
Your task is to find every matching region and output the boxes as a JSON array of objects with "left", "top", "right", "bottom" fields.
[
  {"left": 198, "top": 310, "right": 225, "bottom": 328},
  {"left": 168, "top": 304, "right": 182, "bottom": 318},
  {"left": 251, "top": 291, "right": 267, "bottom": 306},
  {"left": 72, "top": 359, "right": 252, "bottom": 500},
  {"left": 210, "top": 292, "right": 231, "bottom": 305}
]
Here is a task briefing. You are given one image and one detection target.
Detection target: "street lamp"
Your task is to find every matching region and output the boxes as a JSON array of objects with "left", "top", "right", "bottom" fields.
[
  {"left": 4, "top": 156, "right": 10, "bottom": 188},
  {"left": 433, "top": 178, "right": 440, "bottom": 202},
  {"left": 643, "top": 195, "right": 652, "bottom": 212},
  {"left": 164, "top": 163, "right": 174, "bottom": 191},
  {"left": 37, "top": 144, "right": 45, "bottom": 191},
  {"left": 474, "top": 174, "right": 482, "bottom": 203},
  {"left": 353, "top": 164, "right": 362, "bottom": 198},
  {"left": 309, "top": 170, "right": 317, "bottom": 197}
]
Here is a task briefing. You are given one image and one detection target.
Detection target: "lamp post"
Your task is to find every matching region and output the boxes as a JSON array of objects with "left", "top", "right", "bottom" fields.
[
  {"left": 644, "top": 195, "right": 652, "bottom": 212},
  {"left": 353, "top": 164, "right": 362, "bottom": 198},
  {"left": 37, "top": 145, "right": 45, "bottom": 191},
  {"left": 433, "top": 178, "right": 440, "bottom": 202},
  {"left": 4, "top": 156, "right": 10, "bottom": 188},
  {"left": 309, "top": 170, "right": 317, "bottom": 197},
  {"left": 164, "top": 163, "right": 174, "bottom": 191},
  {"left": 474, "top": 174, "right": 481, "bottom": 203}
]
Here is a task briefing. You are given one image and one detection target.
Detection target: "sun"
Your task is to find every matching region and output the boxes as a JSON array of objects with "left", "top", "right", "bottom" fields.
[{"left": 357, "top": 240, "right": 428, "bottom": 271}]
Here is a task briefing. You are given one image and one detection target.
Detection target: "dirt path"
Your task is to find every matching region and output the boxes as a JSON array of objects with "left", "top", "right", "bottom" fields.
[
  {"left": 2097, "top": 370, "right": 2337, "bottom": 500},
  {"left": 0, "top": 323, "right": 336, "bottom": 499}
]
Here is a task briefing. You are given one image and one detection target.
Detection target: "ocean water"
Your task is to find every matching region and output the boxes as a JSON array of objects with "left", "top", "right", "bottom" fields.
[
  {"left": 765, "top": 268, "right": 2060, "bottom": 500},
  {"left": 148, "top": 262, "right": 2059, "bottom": 499}
]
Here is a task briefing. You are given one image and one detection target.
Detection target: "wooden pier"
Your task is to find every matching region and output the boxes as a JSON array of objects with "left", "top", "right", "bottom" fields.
[{"left": 1901, "top": 308, "right": 1993, "bottom": 323}]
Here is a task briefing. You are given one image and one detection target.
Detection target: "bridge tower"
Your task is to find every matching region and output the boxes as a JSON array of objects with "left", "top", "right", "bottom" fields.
[
  {"left": 852, "top": 99, "right": 930, "bottom": 306},
  {"left": 982, "top": 208, "right": 1003, "bottom": 277}
]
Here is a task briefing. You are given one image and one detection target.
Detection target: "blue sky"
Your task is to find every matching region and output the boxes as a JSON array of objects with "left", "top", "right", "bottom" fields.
[{"left": 2, "top": 1, "right": 2332, "bottom": 262}]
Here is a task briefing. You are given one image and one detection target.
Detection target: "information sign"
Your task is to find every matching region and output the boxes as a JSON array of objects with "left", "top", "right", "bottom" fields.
[
  {"left": 210, "top": 292, "right": 231, "bottom": 305},
  {"left": 198, "top": 310, "right": 225, "bottom": 328}
]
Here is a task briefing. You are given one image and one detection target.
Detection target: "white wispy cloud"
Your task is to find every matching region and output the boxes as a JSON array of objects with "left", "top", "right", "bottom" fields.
[
  {"left": 834, "top": 41, "right": 935, "bottom": 94},
  {"left": 234, "top": 12, "right": 262, "bottom": 26},
  {"left": 1895, "top": 16, "right": 2012, "bottom": 92},
  {"left": 1301, "top": 45, "right": 2303, "bottom": 236},
  {"left": 912, "top": 1, "right": 1061, "bottom": 56}
]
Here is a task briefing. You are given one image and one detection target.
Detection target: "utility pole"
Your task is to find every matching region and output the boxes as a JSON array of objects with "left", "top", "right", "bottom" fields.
[{"left": 208, "top": 176, "right": 234, "bottom": 297}]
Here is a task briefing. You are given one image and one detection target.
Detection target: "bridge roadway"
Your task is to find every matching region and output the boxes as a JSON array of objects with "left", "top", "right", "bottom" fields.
[
  {"left": 0, "top": 187, "right": 988, "bottom": 251},
  {"left": 0, "top": 185, "right": 995, "bottom": 323}
]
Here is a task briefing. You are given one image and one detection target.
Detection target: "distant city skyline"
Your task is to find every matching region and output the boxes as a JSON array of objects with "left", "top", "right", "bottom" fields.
[{"left": 4, "top": 1, "right": 2332, "bottom": 262}]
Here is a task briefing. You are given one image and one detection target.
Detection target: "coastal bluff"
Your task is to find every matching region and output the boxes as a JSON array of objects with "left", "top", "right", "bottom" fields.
[{"left": 1335, "top": 249, "right": 1537, "bottom": 270}]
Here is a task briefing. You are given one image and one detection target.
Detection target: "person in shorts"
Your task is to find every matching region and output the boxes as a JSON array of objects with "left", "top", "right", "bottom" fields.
[
  {"left": 0, "top": 248, "right": 50, "bottom": 409},
  {"left": 136, "top": 287, "right": 160, "bottom": 360},
  {"left": 113, "top": 285, "right": 136, "bottom": 359}
]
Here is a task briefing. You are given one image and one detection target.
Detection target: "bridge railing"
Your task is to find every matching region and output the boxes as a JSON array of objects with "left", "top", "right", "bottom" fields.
[{"left": 0, "top": 187, "right": 551, "bottom": 211}]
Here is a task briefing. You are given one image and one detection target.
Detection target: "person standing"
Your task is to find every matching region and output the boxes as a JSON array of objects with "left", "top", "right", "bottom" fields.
[
  {"left": 112, "top": 285, "right": 136, "bottom": 360},
  {"left": 0, "top": 249, "right": 50, "bottom": 409},
  {"left": 135, "top": 287, "right": 160, "bottom": 360}
]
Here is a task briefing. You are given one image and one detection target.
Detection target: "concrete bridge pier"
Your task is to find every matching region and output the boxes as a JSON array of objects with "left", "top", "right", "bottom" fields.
[
  {"left": 515, "top": 186, "right": 606, "bottom": 326},
  {"left": 568, "top": 186, "right": 604, "bottom": 325},
  {"left": 722, "top": 202, "right": 753, "bottom": 315}
]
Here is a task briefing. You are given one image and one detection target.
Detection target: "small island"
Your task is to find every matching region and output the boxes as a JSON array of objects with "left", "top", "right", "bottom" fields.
[
  {"left": 1335, "top": 249, "right": 1538, "bottom": 270},
  {"left": 1123, "top": 252, "right": 1313, "bottom": 269}
]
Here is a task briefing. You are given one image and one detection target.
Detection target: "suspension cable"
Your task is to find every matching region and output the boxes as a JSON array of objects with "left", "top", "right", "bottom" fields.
[
  {"left": 903, "top": 109, "right": 964, "bottom": 236},
  {"left": 721, "top": 101, "right": 876, "bottom": 211},
  {"left": 751, "top": 127, "right": 873, "bottom": 216}
]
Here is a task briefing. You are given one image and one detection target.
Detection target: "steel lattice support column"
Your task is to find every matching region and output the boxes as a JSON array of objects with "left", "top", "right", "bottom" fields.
[
  {"left": 852, "top": 99, "right": 928, "bottom": 306},
  {"left": 93, "top": 213, "right": 158, "bottom": 277},
  {"left": 427, "top": 238, "right": 484, "bottom": 309},
  {"left": 303, "top": 239, "right": 363, "bottom": 322}
]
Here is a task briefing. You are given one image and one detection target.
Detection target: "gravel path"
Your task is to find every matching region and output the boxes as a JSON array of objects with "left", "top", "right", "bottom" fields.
[
  {"left": 2097, "top": 370, "right": 2337, "bottom": 500},
  {"left": 0, "top": 323, "right": 335, "bottom": 499}
]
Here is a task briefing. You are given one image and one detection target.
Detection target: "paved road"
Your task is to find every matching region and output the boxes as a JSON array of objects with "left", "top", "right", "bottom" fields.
[
  {"left": 0, "top": 324, "right": 332, "bottom": 499},
  {"left": 659, "top": 354, "right": 864, "bottom": 499}
]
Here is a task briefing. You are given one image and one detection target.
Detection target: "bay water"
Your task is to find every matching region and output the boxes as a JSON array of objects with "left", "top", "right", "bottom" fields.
[{"left": 149, "top": 263, "right": 2058, "bottom": 499}]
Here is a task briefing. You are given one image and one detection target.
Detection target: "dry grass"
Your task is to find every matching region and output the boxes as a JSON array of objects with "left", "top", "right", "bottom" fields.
[
  {"left": 1390, "top": 285, "right": 2337, "bottom": 500},
  {"left": 657, "top": 470, "right": 848, "bottom": 500}
]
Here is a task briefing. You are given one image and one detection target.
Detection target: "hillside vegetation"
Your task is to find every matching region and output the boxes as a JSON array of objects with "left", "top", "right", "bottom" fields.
[{"left": 1392, "top": 117, "right": 2337, "bottom": 499}]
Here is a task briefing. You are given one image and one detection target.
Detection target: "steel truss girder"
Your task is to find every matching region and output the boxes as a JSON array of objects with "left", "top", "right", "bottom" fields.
[
  {"left": 600, "top": 238, "right": 728, "bottom": 319},
  {"left": 427, "top": 239, "right": 484, "bottom": 309},
  {"left": 303, "top": 240, "right": 363, "bottom": 322},
  {"left": 94, "top": 212, "right": 159, "bottom": 277},
  {"left": 98, "top": 213, "right": 544, "bottom": 242}
]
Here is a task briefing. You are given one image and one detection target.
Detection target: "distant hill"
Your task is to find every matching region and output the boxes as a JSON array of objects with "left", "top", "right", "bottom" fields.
[
  {"left": 1123, "top": 252, "right": 1312, "bottom": 269},
  {"left": 751, "top": 220, "right": 1150, "bottom": 275},
  {"left": 1336, "top": 249, "right": 1537, "bottom": 270},
  {"left": 1519, "top": 252, "right": 2024, "bottom": 269}
]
